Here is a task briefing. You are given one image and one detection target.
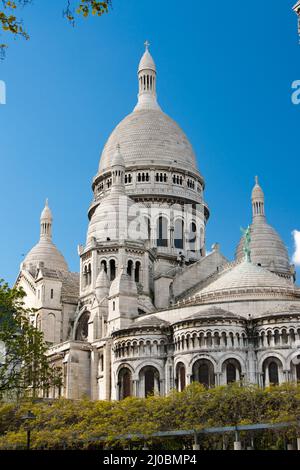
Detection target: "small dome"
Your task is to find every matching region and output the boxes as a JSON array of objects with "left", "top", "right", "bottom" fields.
[
  {"left": 138, "top": 49, "right": 156, "bottom": 72},
  {"left": 236, "top": 219, "right": 291, "bottom": 275},
  {"left": 200, "top": 260, "right": 293, "bottom": 296},
  {"left": 23, "top": 200, "right": 68, "bottom": 274},
  {"left": 183, "top": 307, "right": 243, "bottom": 322},
  {"left": 23, "top": 239, "right": 68, "bottom": 273},
  {"left": 236, "top": 177, "right": 291, "bottom": 276}
]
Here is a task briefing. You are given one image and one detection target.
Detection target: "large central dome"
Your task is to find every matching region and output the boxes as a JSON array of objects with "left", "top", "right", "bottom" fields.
[
  {"left": 98, "top": 108, "right": 197, "bottom": 173},
  {"left": 97, "top": 45, "right": 200, "bottom": 177}
]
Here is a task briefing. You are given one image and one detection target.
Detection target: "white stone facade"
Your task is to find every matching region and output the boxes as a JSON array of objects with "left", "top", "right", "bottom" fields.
[{"left": 16, "top": 45, "right": 300, "bottom": 400}]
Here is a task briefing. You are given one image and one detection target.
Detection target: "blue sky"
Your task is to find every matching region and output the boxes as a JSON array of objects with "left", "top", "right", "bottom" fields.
[{"left": 0, "top": 0, "right": 299, "bottom": 285}]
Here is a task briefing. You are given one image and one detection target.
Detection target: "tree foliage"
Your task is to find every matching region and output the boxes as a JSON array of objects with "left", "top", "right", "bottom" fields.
[
  {"left": 0, "top": 0, "right": 112, "bottom": 58},
  {"left": 0, "top": 280, "right": 62, "bottom": 400},
  {"left": 0, "top": 382, "right": 300, "bottom": 449}
]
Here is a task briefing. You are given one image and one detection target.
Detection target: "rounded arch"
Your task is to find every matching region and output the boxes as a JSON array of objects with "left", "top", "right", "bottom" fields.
[
  {"left": 109, "top": 258, "right": 117, "bottom": 281},
  {"left": 192, "top": 358, "right": 215, "bottom": 388},
  {"left": 218, "top": 352, "right": 246, "bottom": 374},
  {"left": 117, "top": 366, "right": 133, "bottom": 400},
  {"left": 127, "top": 259, "right": 134, "bottom": 277},
  {"left": 174, "top": 217, "right": 184, "bottom": 250},
  {"left": 258, "top": 350, "right": 286, "bottom": 370},
  {"left": 262, "top": 356, "right": 284, "bottom": 387},
  {"left": 287, "top": 351, "right": 300, "bottom": 382},
  {"left": 135, "top": 260, "right": 141, "bottom": 283},
  {"left": 157, "top": 215, "right": 169, "bottom": 248},
  {"left": 138, "top": 365, "right": 161, "bottom": 397},
  {"left": 221, "top": 358, "right": 242, "bottom": 385},
  {"left": 74, "top": 310, "right": 90, "bottom": 341}
]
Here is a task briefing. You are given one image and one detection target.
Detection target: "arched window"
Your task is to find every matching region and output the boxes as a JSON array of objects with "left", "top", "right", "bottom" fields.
[
  {"left": 139, "top": 366, "right": 160, "bottom": 397},
  {"left": 192, "top": 359, "right": 215, "bottom": 388},
  {"left": 223, "top": 359, "right": 242, "bottom": 384},
  {"left": 176, "top": 363, "right": 186, "bottom": 391},
  {"left": 135, "top": 261, "right": 141, "bottom": 283},
  {"left": 86, "top": 264, "right": 91, "bottom": 285},
  {"left": 110, "top": 259, "right": 116, "bottom": 281},
  {"left": 157, "top": 216, "right": 168, "bottom": 247},
  {"left": 263, "top": 357, "right": 281, "bottom": 386},
  {"left": 101, "top": 260, "right": 107, "bottom": 273},
  {"left": 188, "top": 222, "right": 197, "bottom": 252},
  {"left": 127, "top": 260, "right": 133, "bottom": 277},
  {"left": 83, "top": 265, "right": 88, "bottom": 287},
  {"left": 174, "top": 219, "right": 184, "bottom": 249},
  {"left": 118, "top": 368, "right": 132, "bottom": 400}
]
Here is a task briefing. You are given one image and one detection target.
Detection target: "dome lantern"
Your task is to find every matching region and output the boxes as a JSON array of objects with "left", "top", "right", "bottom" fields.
[
  {"left": 134, "top": 41, "right": 161, "bottom": 111},
  {"left": 40, "top": 199, "right": 53, "bottom": 241},
  {"left": 251, "top": 176, "right": 265, "bottom": 220}
]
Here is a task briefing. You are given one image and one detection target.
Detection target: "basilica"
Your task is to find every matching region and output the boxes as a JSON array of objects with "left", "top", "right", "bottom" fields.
[{"left": 16, "top": 45, "right": 300, "bottom": 400}]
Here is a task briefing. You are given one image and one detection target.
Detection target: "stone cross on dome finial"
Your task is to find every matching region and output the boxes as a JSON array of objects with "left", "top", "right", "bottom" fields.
[{"left": 144, "top": 40, "right": 150, "bottom": 51}]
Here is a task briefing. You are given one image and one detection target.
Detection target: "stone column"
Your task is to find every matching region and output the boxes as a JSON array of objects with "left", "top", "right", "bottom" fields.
[
  {"left": 215, "top": 372, "right": 222, "bottom": 386},
  {"left": 270, "top": 334, "right": 275, "bottom": 348},
  {"left": 132, "top": 379, "right": 138, "bottom": 397},
  {"left": 150, "top": 224, "right": 156, "bottom": 247},
  {"left": 90, "top": 348, "right": 99, "bottom": 400},
  {"left": 169, "top": 226, "right": 174, "bottom": 249}
]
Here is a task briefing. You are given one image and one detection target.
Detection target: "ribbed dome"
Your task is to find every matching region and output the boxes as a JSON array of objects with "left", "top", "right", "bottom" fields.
[
  {"left": 23, "top": 239, "right": 68, "bottom": 273},
  {"left": 200, "top": 260, "right": 293, "bottom": 296},
  {"left": 235, "top": 218, "right": 290, "bottom": 275},
  {"left": 98, "top": 109, "right": 197, "bottom": 174}
]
